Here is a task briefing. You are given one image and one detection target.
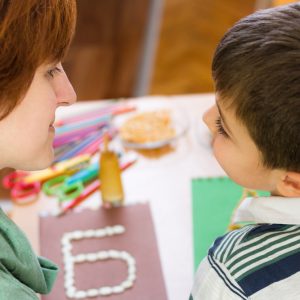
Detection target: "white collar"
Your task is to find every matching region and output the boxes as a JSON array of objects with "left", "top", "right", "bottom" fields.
[{"left": 233, "top": 196, "right": 300, "bottom": 225}]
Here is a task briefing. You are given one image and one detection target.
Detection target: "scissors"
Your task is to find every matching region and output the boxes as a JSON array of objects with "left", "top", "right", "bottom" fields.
[
  {"left": 23, "top": 154, "right": 91, "bottom": 183},
  {"left": 42, "top": 163, "right": 99, "bottom": 203},
  {"left": 2, "top": 171, "right": 40, "bottom": 205},
  {"left": 2, "top": 155, "right": 91, "bottom": 205}
]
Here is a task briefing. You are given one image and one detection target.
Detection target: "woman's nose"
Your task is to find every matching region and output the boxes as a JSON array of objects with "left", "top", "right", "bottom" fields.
[
  {"left": 56, "top": 72, "right": 77, "bottom": 107},
  {"left": 203, "top": 105, "right": 218, "bottom": 135}
]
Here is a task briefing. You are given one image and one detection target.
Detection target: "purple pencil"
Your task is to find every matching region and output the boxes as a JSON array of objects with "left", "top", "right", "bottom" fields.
[
  {"left": 54, "top": 131, "right": 104, "bottom": 162},
  {"left": 56, "top": 104, "right": 119, "bottom": 126},
  {"left": 77, "top": 128, "right": 118, "bottom": 155},
  {"left": 53, "top": 122, "right": 108, "bottom": 148}
]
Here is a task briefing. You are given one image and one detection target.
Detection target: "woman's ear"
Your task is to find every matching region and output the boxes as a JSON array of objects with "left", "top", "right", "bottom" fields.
[{"left": 276, "top": 172, "right": 300, "bottom": 197}]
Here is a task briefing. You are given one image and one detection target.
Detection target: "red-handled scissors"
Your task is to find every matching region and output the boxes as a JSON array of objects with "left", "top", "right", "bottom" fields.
[
  {"left": 2, "top": 155, "right": 91, "bottom": 205},
  {"left": 2, "top": 171, "right": 41, "bottom": 205}
]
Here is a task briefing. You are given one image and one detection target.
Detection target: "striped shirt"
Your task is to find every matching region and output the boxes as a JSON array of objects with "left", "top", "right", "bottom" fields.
[{"left": 190, "top": 196, "right": 300, "bottom": 299}]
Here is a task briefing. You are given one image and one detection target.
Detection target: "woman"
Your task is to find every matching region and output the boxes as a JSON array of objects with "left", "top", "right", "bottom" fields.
[{"left": 0, "top": 1, "right": 76, "bottom": 298}]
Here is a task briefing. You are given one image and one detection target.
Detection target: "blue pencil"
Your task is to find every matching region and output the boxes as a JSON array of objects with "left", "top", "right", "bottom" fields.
[
  {"left": 55, "top": 115, "right": 111, "bottom": 135},
  {"left": 65, "top": 163, "right": 99, "bottom": 185}
]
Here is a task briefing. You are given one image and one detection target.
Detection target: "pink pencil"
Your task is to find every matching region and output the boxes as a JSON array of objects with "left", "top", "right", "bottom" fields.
[
  {"left": 78, "top": 129, "right": 118, "bottom": 156},
  {"left": 55, "top": 105, "right": 117, "bottom": 126},
  {"left": 76, "top": 136, "right": 104, "bottom": 156},
  {"left": 53, "top": 122, "right": 107, "bottom": 148},
  {"left": 56, "top": 105, "right": 135, "bottom": 126}
]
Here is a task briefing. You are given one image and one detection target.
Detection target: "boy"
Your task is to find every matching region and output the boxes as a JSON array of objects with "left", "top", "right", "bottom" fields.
[{"left": 191, "top": 3, "right": 300, "bottom": 299}]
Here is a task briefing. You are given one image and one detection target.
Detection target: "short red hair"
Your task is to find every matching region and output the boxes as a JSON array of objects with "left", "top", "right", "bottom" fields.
[{"left": 0, "top": 0, "right": 76, "bottom": 120}]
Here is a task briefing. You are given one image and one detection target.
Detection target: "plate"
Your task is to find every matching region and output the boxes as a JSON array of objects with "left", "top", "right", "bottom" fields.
[{"left": 113, "top": 101, "right": 189, "bottom": 150}]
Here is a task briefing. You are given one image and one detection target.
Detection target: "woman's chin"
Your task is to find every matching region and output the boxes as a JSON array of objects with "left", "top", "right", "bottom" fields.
[{"left": 18, "top": 151, "right": 54, "bottom": 171}]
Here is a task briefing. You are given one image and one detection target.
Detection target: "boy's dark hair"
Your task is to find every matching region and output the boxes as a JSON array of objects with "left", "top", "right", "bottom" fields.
[{"left": 212, "top": 3, "right": 300, "bottom": 172}]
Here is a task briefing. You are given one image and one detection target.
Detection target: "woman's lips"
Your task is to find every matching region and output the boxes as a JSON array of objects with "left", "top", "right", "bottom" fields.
[{"left": 49, "top": 124, "right": 55, "bottom": 132}]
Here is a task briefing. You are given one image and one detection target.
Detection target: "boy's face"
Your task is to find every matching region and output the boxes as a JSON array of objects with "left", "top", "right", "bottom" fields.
[{"left": 203, "top": 96, "right": 281, "bottom": 193}]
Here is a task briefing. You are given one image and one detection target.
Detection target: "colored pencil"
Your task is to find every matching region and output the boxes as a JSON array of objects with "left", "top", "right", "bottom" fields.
[
  {"left": 56, "top": 159, "right": 136, "bottom": 216},
  {"left": 76, "top": 136, "right": 104, "bottom": 156},
  {"left": 56, "top": 104, "right": 118, "bottom": 125},
  {"left": 65, "top": 163, "right": 99, "bottom": 185},
  {"left": 55, "top": 115, "right": 111, "bottom": 135},
  {"left": 55, "top": 104, "right": 135, "bottom": 126},
  {"left": 53, "top": 122, "right": 107, "bottom": 148},
  {"left": 77, "top": 128, "right": 118, "bottom": 156},
  {"left": 55, "top": 103, "right": 133, "bottom": 126},
  {"left": 54, "top": 139, "right": 83, "bottom": 157},
  {"left": 54, "top": 131, "right": 104, "bottom": 162}
]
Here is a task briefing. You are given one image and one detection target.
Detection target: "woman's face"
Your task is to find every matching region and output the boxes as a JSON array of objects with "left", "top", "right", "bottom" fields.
[{"left": 0, "top": 62, "right": 76, "bottom": 170}]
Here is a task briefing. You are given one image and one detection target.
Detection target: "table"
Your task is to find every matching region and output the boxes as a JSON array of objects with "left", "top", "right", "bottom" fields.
[{"left": 12, "top": 93, "right": 226, "bottom": 300}]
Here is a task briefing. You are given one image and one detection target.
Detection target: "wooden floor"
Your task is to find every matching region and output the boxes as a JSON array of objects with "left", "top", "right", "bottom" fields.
[{"left": 150, "top": 0, "right": 256, "bottom": 95}]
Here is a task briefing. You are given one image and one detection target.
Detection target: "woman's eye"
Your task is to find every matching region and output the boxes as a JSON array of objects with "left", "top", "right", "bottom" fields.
[
  {"left": 47, "top": 67, "right": 62, "bottom": 78},
  {"left": 215, "top": 116, "right": 229, "bottom": 138}
]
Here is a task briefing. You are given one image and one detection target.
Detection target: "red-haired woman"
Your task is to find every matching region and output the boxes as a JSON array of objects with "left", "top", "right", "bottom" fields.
[{"left": 0, "top": 1, "right": 76, "bottom": 299}]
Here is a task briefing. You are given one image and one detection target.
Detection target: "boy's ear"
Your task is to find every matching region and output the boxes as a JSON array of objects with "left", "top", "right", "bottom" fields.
[{"left": 277, "top": 172, "right": 300, "bottom": 197}]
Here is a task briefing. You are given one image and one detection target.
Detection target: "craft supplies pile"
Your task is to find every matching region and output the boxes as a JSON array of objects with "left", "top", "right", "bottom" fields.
[
  {"left": 1, "top": 100, "right": 172, "bottom": 300},
  {"left": 2, "top": 102, "right": 138, "bottom": 213},
  {"left": 2, "top": 101, "right": 185, "bottom": 215}
]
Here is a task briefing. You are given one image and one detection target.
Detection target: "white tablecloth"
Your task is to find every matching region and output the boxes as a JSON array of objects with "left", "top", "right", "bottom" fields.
[{"left": 14, "top": 93, "right": 226, "bottom": 300}]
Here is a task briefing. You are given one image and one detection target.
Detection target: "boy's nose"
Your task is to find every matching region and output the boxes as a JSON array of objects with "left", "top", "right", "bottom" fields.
[{"left": 203, "top": 105, "right": 218, "bottom": 135}]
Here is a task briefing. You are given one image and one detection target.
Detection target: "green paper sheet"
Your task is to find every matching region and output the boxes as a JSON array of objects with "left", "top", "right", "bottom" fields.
[{"left": 191, "top": 177, "right": 269, "bottom": 271}]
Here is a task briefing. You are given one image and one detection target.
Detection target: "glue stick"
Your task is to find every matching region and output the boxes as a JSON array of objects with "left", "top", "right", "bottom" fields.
[{"left": 99, "top": 134, "right": 124, "bottom": 207}]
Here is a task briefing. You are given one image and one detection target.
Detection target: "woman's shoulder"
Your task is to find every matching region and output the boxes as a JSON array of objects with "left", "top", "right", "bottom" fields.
[
  {"left": 0, "top": 263, "right": 39, "bottom": 300},
  {"left": 0, "top": 208, "right": 36, "bottom": 263},
  {"left": 0, "top": 208, "right": 58, "bottom": 295}
]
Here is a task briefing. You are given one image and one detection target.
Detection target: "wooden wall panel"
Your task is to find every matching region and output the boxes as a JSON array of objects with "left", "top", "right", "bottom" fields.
[
  {"left": 63, "top": 0, "right": 150, "bottom": 100},
  {"left": 150, "top": 0, "right": 256, "bottom": 95},
  {"left": 272, "top": 0, "right": 297, "bottom": 5}
]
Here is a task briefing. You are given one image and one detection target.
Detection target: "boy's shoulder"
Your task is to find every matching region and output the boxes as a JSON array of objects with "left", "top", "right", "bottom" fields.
[{"left": 208, "top": 224, "right": 300, "bottom": 297}]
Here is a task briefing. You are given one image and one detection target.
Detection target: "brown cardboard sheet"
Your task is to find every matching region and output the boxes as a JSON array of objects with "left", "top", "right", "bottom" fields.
[{"left": 39, "top": 203, "right": 168, "bottom": 300}]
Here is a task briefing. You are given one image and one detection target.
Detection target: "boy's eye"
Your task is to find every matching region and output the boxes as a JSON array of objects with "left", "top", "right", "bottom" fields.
[
  {"left": 47, "top": 66, "right": 62, "bottom": 78},
  {"left": 215, "top": 116, "right": 229, "bottom": 138}
]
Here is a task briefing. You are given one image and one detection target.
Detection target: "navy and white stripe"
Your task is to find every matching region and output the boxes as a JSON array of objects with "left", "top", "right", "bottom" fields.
[{"left": 207, "top": 224, "right": 300, "bottom": 297}]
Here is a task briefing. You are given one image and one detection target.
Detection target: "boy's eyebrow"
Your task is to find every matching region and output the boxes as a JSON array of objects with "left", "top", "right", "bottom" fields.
[{"left": 216, "top": 103, "right": 233, "bottom": 136}]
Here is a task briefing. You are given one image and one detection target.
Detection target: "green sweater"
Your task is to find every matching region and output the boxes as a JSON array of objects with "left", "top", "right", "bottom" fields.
[{"left": 0, "top": 208, "right": 58, "bottom": 299}]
